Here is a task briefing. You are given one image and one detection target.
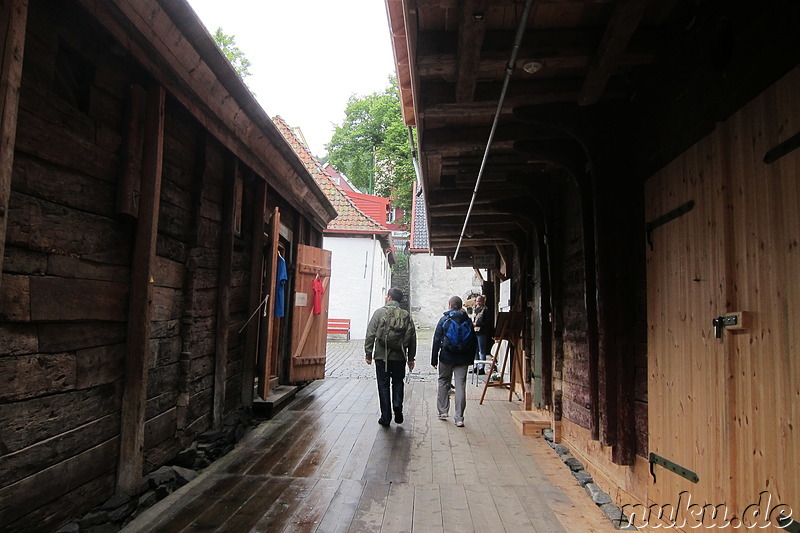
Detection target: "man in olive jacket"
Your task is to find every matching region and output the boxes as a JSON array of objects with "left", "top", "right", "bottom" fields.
[{"left": 365, "top": 288, "right": 417, "bottom": 426}]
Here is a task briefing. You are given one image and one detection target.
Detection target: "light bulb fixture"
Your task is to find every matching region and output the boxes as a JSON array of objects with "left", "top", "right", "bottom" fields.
[{"left": 522, "top": 61, "right": 543, "bottom": 74}]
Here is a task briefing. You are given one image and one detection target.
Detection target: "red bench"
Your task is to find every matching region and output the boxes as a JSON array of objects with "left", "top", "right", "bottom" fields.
[{"left": 327, "top": 318, "right": 351, "bottom": 341}]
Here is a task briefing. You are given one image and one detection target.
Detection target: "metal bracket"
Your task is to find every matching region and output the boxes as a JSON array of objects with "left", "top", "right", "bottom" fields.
[
  {"left": 713, "top": 312, "right": 747, "bottom": 338},
  {"left": 649, "top": 452, "right": 699, "bottom": 484},
  {"left": 764, "top": 130, "right": 800, "bottom": 164},
  {"left": 645, "top": 200, "right": 695, "bottom": 251}
]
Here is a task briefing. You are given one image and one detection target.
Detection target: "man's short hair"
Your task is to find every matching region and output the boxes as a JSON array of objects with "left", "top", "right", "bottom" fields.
[
  {"left": 448, "top": 296, "right": 462, "bottom": 310},
  {"left": 387, "top": 287, "right": 404, "bottom": 302}
]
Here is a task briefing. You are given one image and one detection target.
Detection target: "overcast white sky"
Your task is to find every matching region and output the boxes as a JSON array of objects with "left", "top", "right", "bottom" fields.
[{"left": 185, "top": 0, "right": 397, "bottom": 157}]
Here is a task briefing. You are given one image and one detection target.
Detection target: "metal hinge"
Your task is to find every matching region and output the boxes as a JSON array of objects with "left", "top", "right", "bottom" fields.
[{"left": 649, "top": 452, "right": 699, "bottom": 484}]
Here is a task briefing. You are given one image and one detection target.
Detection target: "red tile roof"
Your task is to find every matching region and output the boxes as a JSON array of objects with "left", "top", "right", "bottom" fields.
[
  {"left": 272, "top": 116, "right": 389, "bottom": 236},
  {"left": 344, "top": 190, "right": 389, "bottom": 226},
  {"left": 323, "top": 163, "right": 357, "bottom": 192}
]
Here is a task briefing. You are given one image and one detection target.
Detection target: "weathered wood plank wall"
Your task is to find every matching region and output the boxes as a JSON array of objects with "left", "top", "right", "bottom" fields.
[
  {"left": 557, "top": 181, "right": 592, "bottom": 431},
  {"left": 1, "top": 1, "right": 131, "bottom": 526},
  {"left": 0, "top": 0, "right": 329, "bottom": 528}
]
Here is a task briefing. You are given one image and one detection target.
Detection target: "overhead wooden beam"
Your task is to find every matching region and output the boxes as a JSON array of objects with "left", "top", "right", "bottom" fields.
[
  {"left": 427, "top": 187, "right": 532, "bottom": 207},
  {"left": 430, "top": 221, "right": 527, "bottom": 232},
  {"left": 386, "top": 0, "right": 415, "bottom": 125},
  {"left": 417, "top": 29, "right": 656, "bottom": 80},
  {"left": 579, "top": 0, "right": 650, "bottom": 105},
  {"left": 0, "top": 0, "right": 27, "bottom": 294},
  {"left": 117, "top": 83, "right": 165, "bottom": 495},
  {"left": 415, "top": 0, "right": 612, "bottom": 7},
  {"left": 421, "top": 123, "right": 567, "bottom": 152},
  {"left": 432, "top": 237, "right": 517, "bottom": 247},
  {"left": 423, "top": 78, "right": 584, "bottom": 107},
  {"left": 455, "top": 0, "right": 488, "bottom": 103}
]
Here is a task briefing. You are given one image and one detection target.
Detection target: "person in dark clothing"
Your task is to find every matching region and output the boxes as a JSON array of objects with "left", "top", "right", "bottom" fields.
[
  {"left": 365, "top": 288, "right": 417, "bottom": 426},
  {"left": 472, "top": 295, "right": 492, "bottom": 374},
  {"left": 431, "top": 295, "right": 477, "bottom": 427}
]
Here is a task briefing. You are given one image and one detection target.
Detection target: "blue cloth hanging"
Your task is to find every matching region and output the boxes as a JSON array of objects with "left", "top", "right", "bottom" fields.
[{"left": 274, "top": 254, "right": 288, "bottom": 317}]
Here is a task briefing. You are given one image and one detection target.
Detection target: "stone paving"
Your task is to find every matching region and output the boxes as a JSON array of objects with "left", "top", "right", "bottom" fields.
[{"left": 325, "top": 327, "right": 438, "bottom": 381}]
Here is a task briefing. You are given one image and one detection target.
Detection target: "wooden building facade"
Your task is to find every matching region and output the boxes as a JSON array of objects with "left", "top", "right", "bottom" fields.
[
  {"left": 0, "top": 0, "right": 335, "bottom": 530},
  {"left": 387, "top": 0, "right": 799, "bottom": 528}
]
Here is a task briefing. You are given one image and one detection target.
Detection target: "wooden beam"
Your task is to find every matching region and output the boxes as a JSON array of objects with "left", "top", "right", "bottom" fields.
[
  {"left": 414, "top": 0, "right": 612, "bottom": 7},
  {"left": 579, "top": 0, "right": 649, "bottom": 105},
  {"left": 455, "top": 0, "right": 487, "bottom": 103},
  {"left": 421, "top": 123, "right": 567, "bottom": 152},
  {"left": 427, "top": 189, "right": 531, "bottom": 208},
  {"left": 241, "top": 180, "right": 266, "bottom": 407},
  {"left": 417, "top": 29, "right": 656, "bottom": 81},
  {"left": 0, "top": 0, "right": 27, "bottom": 294},
  {"left": 580, "top": 182, "right": 601, "bottom": 441},
  {"left": 214, "top": 155, "right": 237, "bottom": 427},
  {"left": 422, "top": 78, "right": 582, "bottom": 111},
  {"left": 117, "top": 83, "right": 165, "bottom": 495},
  {"left": 258, "top": 206, "right": 281, "bottom": 400}
]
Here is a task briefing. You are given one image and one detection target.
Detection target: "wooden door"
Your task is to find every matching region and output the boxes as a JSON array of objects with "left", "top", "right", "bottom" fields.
[
  {"left": 645, "top": 134, "right": 731, "bottom": 526},
  {"left": 289, "top": 244, "right": 332, "bottom": 383},
  {"left": 645, "top": 66, "right": 800, "bottom": 527}
]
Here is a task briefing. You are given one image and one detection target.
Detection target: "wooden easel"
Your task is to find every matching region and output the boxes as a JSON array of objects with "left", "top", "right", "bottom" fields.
[{"left": 479, "top": 312, "right": 525, "bottom": 405}]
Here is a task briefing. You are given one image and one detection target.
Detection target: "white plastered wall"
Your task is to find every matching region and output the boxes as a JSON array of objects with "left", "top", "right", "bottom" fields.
[
  {"left": 324, "top": 235, "right": 391, "bottom": 340},
  {"left": 409, "top": 252, "right": 479, "bottom": 329}
]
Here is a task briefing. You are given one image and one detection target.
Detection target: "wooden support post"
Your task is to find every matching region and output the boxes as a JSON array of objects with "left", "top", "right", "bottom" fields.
[
  {"left": 241, "top": 180, "right": 266, "bottom": 407},
  {"left": 610, "top": 179, "right": 641, "bottom": 466},
  {"left": 594, "top": 177, "right": 617, "bottom": 447},
  {"left": 581, "top": 181, "right": 601, "bottom": 441},
  {"left": 117, "top": 83, "right": 165, "bottom": 494},
  {"left": 258, "top": 207, "right": 281, "bottom": 399},
  {"left": 213, "top": 155, "right": 236, "bottom": 427},
  {"left": 0, "top": 0, "right": 27, "bottom": 293},
  {"left": 552, "top": 389, "right": 563, "bottom": 443}
]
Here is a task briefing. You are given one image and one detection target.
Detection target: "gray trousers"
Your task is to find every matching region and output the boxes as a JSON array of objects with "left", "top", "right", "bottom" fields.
[{"left": 437, "top": 362, "right": 469, "bottom": 423}]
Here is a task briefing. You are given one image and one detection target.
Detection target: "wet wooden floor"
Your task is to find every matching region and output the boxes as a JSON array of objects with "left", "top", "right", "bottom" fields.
[{"left": 123, "top": 376, "right": 620, "bottom": 532}]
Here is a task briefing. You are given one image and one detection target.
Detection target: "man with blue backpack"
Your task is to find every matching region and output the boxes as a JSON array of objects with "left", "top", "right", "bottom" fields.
[{"left": 431, "top": 295, "right": 477, "bottom": 427}]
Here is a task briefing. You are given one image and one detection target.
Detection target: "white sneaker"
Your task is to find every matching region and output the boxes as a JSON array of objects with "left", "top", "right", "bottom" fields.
[
  {"left": 455, "top": 420, "right": 464, "bottom": 427},
  {"left": 438, "top": 413, "right": 448, "bottom": 420}
]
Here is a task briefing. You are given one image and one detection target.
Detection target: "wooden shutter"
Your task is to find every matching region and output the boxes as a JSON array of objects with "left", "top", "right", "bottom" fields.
[{"left": 288, "top": 244, "right": 332, "bottom": 382}]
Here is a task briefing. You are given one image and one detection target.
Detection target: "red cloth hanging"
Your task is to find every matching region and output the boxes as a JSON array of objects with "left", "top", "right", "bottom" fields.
[{"left": 312, "top": 276, "right": 324, "bottom": 314}]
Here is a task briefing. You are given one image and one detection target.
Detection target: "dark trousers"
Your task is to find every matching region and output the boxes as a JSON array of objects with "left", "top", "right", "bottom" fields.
[
  {"left": 475, "top": 333, "right": 490, "bottom": 371},
  {"left": 375, "top": 359, "right": 406, "bottom": 422}
]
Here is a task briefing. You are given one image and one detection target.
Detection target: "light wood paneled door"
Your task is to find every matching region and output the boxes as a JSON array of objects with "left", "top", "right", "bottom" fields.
[{"left": 645, "top": 65, "right": 800, "bottom": 527}]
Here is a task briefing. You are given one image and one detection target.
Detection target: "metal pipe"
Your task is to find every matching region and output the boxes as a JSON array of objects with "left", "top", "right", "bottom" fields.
[{"left": 453, "top": 0, "right": 535, "bottom": 260}]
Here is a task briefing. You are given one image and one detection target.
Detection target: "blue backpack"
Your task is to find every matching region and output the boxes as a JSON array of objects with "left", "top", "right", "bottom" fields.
[{"left": 442, "top": 313, "right": 475, "bottom": 353}]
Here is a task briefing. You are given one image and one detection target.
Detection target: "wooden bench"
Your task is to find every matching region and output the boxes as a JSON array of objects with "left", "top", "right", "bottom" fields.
[{"left": 327, "top": 318, "right": 351, "bottom": 341}]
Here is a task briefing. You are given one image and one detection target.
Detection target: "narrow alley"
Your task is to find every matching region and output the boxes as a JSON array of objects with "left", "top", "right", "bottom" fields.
[{"left": 121, "top": 331, "right": 623, "bottom": 532}]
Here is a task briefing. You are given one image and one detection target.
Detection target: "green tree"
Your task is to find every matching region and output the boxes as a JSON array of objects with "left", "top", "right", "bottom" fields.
[
  {"left": 326, "top": 76, "right": 416, "bottom": 214},
  {"left": 212, "top": 28, "right": 252, "bottom": 81}
]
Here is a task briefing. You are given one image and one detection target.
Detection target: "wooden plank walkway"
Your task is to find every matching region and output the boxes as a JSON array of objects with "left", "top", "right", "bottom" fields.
[{"left": 123, "top": 338, "right": 624, "bottom": 533}]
